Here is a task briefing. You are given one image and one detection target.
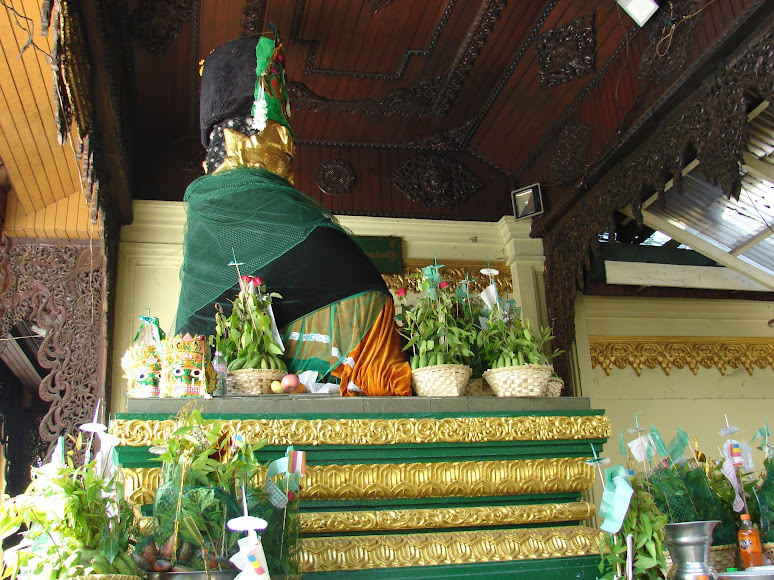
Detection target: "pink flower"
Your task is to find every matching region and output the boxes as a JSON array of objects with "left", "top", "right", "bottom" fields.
[
  {"left": 397, "top": 288, "right": 407, "bottom": 297},
  {"left": 439, "top": 281, "right": 449, "bottom": 289}
]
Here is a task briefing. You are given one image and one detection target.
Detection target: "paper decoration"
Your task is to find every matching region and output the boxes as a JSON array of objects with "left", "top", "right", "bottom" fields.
[
  {"left": 619, "top": 429, "right": 627, "bottom": 457},
  {"left": 719, "top": 414, "right": 740, "bottom": 437},
  {"left": 730, "top": 442, "right": 743, "bottom": 467},
  {"left": 264, "top": 478, "right": 289, "bottom": 509},
  {"left": 752, "top": 419, "right": 771, "bottom": 458},
  {"left": 287, "top": 450, "right": 306, "bottom": 476},
  {"left": 627, "top": 434, "right": 655, "bottom": 464},
  {"left": 480, "top": 283, "right": 498, "bottom": 311},
  {"left": 599, "top": 465, "right": 634, "bottom": 534},
  {"left": 667, "top": 428, "right": 690, "bottom": 463},
  {"left": 649, "top": 425, "right": 669, "bottom": 457},
  {"left": 626, "top": 533, "right": 634, "bottom": 580},
  {"left": 231, "top": 535, "right": 271, "bottom": 579},
  {"left": 721, "top": 456, "right": 745, "bottom": 512}
]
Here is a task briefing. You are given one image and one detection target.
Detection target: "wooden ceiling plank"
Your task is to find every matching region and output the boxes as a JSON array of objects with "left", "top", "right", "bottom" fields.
[
  {"left": 0, "top": 111, "right": 35, "bottom": 216},
  {"left": 198, "top": 0, "right": 218, "bottom": 56},
  {"left": 13, "top": 0, "right": 78, "bottom": 202},
  {"left": 328, "top": 0, "right": 367, "bottom": 102},
  {"left": 224, "top": 0, "right": 245, "bottom": 42},
  {"left": 0, "top": 45, "right": 49, "bottom": 214},
  {"left": 0, "top": 4, "right": 65, "bottom": 209},
  {"left": 368, "top": 2, "right": 431, "bottom": 140},
  {"left": 213, "top": 0, "right": 233, "bottom": 49}
]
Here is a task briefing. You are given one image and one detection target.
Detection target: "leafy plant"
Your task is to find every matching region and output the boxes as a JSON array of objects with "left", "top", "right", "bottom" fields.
[
  {"left": 599, "top": 477, "right": 668, "bottom": 580},
  {"left": 138, "top": 405, "right": 270, "bottom": 573},
  {"left": 0, "top": 437, "right": 138, "bottom": 579},
  {"left": 476, "top": 306, "right": 562, "bottom": 369},
  {"left": 395, "top": 268, "right": 475, "bottom": 368},
  {"left": 151, "top": 406, "right": 266, "bottom": 489},
  {"left": 212, "top": 274, "right": 286, "bottom": 372}
]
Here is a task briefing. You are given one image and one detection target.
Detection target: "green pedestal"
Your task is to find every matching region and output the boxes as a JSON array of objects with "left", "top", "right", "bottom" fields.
[{"left": 111, "top": 395, "right": 609, "bottom": 577}]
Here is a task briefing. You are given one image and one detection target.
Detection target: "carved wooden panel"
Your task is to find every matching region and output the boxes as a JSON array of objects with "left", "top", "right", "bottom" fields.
[
  {"left": 549, "top": 119, "right": 592, "bottom": 184},
  {"left": 389, "top": 156, "right": 483, "bottom": 208},
  {"left": 130, "top": 0, "right": 195, "bottom": 56},
  {"left": 536, "top": 14, "right": 595, "bottom": 88},
  {"left": 316, "top": 160, "right": 356, "bottom": 196},
  {"left": 0, "top": 237, "right": 106, "bottom": 458},
  {"left": 639, "top": 0, "right": 703, "bottom": 84},
  {"left": 543, "top": 28, "right": 774, "bottom": 370}
]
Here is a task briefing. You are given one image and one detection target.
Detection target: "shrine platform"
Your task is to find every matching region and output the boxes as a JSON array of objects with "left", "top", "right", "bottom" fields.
[{"left": 111, "top": 396, "right": 609, "bottom": 579}]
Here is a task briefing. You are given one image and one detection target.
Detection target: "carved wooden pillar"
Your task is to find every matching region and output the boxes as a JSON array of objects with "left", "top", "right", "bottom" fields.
[{"left": 0, "top": 236, "right": 107, "bottom": 458}]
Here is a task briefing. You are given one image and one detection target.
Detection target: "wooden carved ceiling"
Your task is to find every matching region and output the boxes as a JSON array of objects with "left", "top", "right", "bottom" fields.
[{"left": 97, "top": 0, "right": 768, "bottom": 224}]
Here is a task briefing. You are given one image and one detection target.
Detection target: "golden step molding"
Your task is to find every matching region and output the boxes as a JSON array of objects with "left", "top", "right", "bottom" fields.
[
  {"left": 382, "top": 259, "right": 512, "bottom": 295},
  {"left": 298, "top": 525, "right": 603, "bottom": 571},
  {"left": 123, "top": 457, "right": 595, "bottom": 505},
  {"left": 589, "top": 336, "right": 774, "bottom": 376},
  {"left": 300, "top": 501, "right": 596, "bottom": 534},
  {"left": 110, "top": 415, "right": 611, "bottom": 447}
]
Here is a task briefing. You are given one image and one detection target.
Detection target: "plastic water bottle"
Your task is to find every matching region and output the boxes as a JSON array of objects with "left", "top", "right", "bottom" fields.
[
  {"left": 212, "top": 351, "right": 227, "bottom": 396},
  {"left": 738, "top": 513, "right": 763, "bottom": 568}
]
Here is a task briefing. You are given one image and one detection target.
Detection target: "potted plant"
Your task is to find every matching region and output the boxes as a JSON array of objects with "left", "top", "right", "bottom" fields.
[
  {"left": 0, "top": 434, "right": 140, "bottom": 579},
  {"left": 137, "top": 405, "right": 301, "bottom": 577},
  {"left": 213, "top": 274, "right": 288, "bottom": 394},
  {"left": 477, "top": 304, "right": 562, "bottom": 397},
  {"left": 395, "top": 264, "right": 475, "bottom": 396}
]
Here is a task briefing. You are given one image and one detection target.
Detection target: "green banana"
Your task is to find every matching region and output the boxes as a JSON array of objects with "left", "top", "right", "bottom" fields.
[{"left": 228, "top": 356, "right": 247, "bottom": 371}]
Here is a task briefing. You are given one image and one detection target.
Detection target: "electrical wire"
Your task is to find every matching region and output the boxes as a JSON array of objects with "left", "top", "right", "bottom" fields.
[{"left": 0, "top": 0, "right": 52, "bottom": 62}]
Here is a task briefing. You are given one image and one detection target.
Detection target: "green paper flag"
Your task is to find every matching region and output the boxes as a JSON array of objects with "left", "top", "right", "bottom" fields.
[
  {"left": 619, "top": 429, "right": 627, "bottom": 457},
  {"left": 667, "top": 427, "right": 690, "bottom": 463},
  {"left": 599, "top": 465, "right": 634, "bottom": 534},
  {"left": 650, "top": 424, "right": 669, "bottom": 457}
]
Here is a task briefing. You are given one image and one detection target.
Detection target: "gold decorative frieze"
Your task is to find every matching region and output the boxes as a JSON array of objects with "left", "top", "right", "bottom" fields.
[
  {"left": 300, "top": 501, "right": 596, "bottom": 534},
  {"left": 123, "top": 457, "right": 594, "bottom": 505},
  {"left": 298, "top": 525, "right": 603, "bottom": 571},
  {"left": 110, "top": 415, "right": 610, "bottom": 448},
  {"left": 383, "top": 259, "right": 512, "bottom": 295},
  {"left": 589, "top": 336, "right": 774, "bottom": 376}
]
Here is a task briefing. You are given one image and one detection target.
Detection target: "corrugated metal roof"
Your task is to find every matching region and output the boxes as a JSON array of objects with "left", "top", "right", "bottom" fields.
[{"left": 644, "top": 101, "right": 774, "bottom": 282}]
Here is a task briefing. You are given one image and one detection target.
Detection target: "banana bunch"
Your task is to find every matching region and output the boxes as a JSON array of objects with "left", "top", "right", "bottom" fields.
[
  {"left": 490, "top": 352, "right": 527, "bottom": 369},
  {"left": 227, "top": 352, "right": 286, "bottom": 371},
  {"left": 409, "top": 353, "right": 447, "bottom": 369},
  {"left": 78, "top": 549, "right": 137, "bottom": 576}
]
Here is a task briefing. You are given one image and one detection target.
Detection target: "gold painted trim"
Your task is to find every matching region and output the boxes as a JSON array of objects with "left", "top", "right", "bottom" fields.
[
  {"left": 589, "top": 336, "right": 774, "bottom": 376},
  {"left": 300, "top": 501, "right": 596, "bottom": 533},
  {"left": 298, "top": 525, "right": 603, "bottom": 571},
  {"left": 110, "top": 415, "right": 611, "bottom": 447},
  {"left": 383, "top": 259, "right": 513, "bottom": 295},
  {"left": 123, "top": 457, "right": 595, "bottom": 505}
]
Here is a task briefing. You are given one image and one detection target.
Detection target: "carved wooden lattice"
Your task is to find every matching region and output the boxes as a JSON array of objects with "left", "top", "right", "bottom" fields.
[
  {"left": 638, "top": 0, "right": 704, "bottom": 84},
  {"left": 0, "top": 237, "right": 106, "bottom": 458},
  {"left": 130, "top": 0, "right": 195, "bottom": 56},
  {"left": 316, "top": 159, "right": 356, "bottom": 196},
  {"left": 536, "top": 14, "right": 595, "bottom": 88},
  {"left": 390, "top": 155, "right": 483, "bottom": 208},
  {"left": 543, "top": 27, "right": 774, "bottom": 362},
  {"left": 549, "top": 119, "right": 593, "bottom": 184}
]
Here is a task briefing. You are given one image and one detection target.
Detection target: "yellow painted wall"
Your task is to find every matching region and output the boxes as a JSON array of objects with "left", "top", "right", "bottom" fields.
[
  {"left": 574, "top": 294, "right": 774, "bottom": 511},
  {"left": 113, "top": 201, "right": 545, "bottom": 411}
]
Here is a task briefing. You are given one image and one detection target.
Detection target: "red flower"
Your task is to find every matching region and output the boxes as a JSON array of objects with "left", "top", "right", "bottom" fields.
[
  {"left": 287, "top": 491, "right": 296, "bottom": 501},
  {"left": 397, "top": 288, "right": 407, "bottom": 297},
  {"left": 240, "top": 274, "right": 252, "bottom": 284},
  {"left": 439, "top": 281, "right": 449, "bottom": 289},
  {"left": 253, "top": 276, "right": 264, "bottom": 286}
]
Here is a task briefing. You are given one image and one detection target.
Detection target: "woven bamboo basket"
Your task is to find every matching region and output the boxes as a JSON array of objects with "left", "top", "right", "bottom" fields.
[
  {"left": 483, "top": 364, "right": 552, "bottom": 397},
  {"left": 411, "top": 364, "right": 472, "bottom": 397},
  {"left": 545, "top": 376, "right": 564, "bottom": 397},
  {"left": 225, "top": 368, "right": 286, "bottom": 395},
  {"left": 464, "top": 377, "right": 495, "bottom": 396},
  {"left": 765, "top": 542, "right": 774, "bottom": 565},
  {"left": 663, "top": 543, "right": 739, "bottom": 573}
]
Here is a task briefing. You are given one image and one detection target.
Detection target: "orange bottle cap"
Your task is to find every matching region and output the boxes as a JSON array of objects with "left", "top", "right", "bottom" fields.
[{"left": 741, "top": 513, "right": 751, "bottom": 520}]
